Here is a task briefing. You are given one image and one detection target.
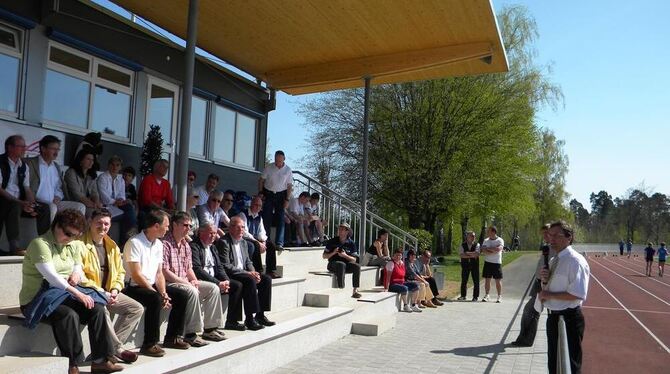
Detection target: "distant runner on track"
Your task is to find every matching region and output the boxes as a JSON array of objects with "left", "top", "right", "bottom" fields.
[
  {"left": 657, "top": 242, "right": 667, "bottom": 277},
  {"left": 626, "top": 239, "right": 633, "bottom": 258},
  {"left": 644, "top": 242, "right": 655, "bottom": 277}
]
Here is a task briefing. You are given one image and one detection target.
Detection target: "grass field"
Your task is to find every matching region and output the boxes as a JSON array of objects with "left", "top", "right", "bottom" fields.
[{"left": 434, "top": 250, "right": 537, "bottom": 298}]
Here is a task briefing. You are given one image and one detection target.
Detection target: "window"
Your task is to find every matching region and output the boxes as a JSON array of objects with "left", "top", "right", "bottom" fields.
[
  {"left": 0, "top": 23, "right": 22, "bottom": 115},
  {"left": 43, "top": 42, "right": 134, "bottom": 138},
  {"left": 212, "top": 104, "right": 257, "bottom": 167},
  {"left": 189, "top": 96, "right": 207, "bottom": 157},
  {"left": 147, "top": 84, "right": 176, "bottom": 145}
]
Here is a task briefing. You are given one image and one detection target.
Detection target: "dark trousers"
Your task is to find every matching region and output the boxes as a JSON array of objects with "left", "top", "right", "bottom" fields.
[
  {"left": 547, "top": 307, "right": 585, "bottom": 374},
  {"left": 228, "top": 272, "right": 272, "bottom": 321},
  {"left": 44, "top": 298, "right": 114, "bottom": 365},
  {"left": 619, "top": 247, "right": 624, "bottom": 255},
  {"left": 164, "top": 285, "right": 189, "bottom": 338},
  {"left": 122, "top": 286, "right": 163, "bottom": 347},
  {"left": 0, "top": 197, "right": 21, "bottom": 250},
  {"left": 426, "top": 276, "right": 439, "bottom": 298},
  {"left": 247, "top": 239, "right": 277, "bottom": 273},
  {"left": 34, "top": 202, "right": 52, "bottom": 235},
  {"left": 460, "top": 258, "right": 480, "bottom": 298},
  {"left": 112, "top": 203, "right": 137, "bottom": 247},
  {"left": 327, "top": 261, "right": 361, "bottom": 288},
  {"left": 515, "top": 279, "right": 542, "bottom": 345},
  {"left": 262, "top": 189, "right": 287, "bottom": 246}
]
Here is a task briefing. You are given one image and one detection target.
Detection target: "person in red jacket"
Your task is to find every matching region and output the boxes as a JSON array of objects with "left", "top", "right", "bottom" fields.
[
  {"left": 138, "top": 159, "right": 175, "bottom": 213},
  {"left": 383, "top": 249, "right": 419, "bottom": 312}
]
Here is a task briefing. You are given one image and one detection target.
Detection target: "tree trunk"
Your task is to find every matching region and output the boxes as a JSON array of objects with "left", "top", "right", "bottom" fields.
[
  {"left": 446, "top": 219, "right": 453, "bottom": 256},
  {"left": 460, "top": 214, "right": 469, "bottom": 242}
]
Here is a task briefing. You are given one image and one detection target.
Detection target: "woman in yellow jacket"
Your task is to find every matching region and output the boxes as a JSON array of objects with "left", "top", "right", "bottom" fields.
[{"left": 80, "top": 208, "right": 144, "bottom": 363}]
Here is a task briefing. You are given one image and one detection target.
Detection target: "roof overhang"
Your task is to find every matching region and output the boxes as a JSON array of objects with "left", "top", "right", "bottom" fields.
[{"left": 110, "top": 0, "right": 508, "bottom": 95}]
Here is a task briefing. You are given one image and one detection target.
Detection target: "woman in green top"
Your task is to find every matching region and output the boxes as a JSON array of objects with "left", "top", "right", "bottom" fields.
[{"left": 20, "top": 209, "right": 122, "bottom": 374}]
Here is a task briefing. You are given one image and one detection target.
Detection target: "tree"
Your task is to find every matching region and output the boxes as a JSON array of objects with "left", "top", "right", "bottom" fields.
[{"left": 140, "top": 125, "right": 164, "bottom": 177}]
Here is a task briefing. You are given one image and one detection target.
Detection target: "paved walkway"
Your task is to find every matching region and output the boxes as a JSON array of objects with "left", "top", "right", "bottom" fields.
[{"left": 271, "top": 254, "right": 549, "bottom": 374}]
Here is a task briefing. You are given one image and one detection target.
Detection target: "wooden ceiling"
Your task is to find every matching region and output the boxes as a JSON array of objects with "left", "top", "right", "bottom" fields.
[{"left": 110, "top": 0, "right": 508, "bottom": 95}]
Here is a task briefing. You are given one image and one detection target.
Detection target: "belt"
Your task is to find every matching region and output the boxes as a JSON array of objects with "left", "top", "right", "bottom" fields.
[
  {"left": 548, "top": 306, "right": 581, "bottom": 315},
  {"left": 263, "top": 188, "right": 287, "bottom": 194}
]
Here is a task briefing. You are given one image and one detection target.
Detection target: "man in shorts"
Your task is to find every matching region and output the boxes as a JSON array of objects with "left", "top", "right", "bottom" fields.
[{"left": 481, "top": 226, "right": 504, "bottom": 303}]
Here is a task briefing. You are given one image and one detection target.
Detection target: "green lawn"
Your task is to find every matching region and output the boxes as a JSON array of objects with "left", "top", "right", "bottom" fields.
[{"left": 435, "top": 250, "right": 536, "bottom": 283}]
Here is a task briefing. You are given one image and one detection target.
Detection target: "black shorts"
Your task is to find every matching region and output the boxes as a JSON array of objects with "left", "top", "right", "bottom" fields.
[
  {"left": 482, "top": 261, "right": 503, "bottom": 279},
  {"left": 646, "top": 257, "right": 654, "bottom": 262}
]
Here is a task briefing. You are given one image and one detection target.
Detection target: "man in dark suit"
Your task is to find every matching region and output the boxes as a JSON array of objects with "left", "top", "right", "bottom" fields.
[
  {"left": 217, "top": 216, "right": 275, "bottom": 330},
  {"left": 191, "top": 221, "right": 246, "bottom": 331}
]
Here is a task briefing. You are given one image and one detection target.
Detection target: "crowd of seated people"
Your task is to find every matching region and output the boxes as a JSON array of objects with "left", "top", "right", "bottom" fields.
[{"left": 4, "top": 138, "right": 442, "bottom": 371}]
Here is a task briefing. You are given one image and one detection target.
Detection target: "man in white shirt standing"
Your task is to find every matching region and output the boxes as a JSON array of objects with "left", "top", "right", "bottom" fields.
[
  {"left": 539, "top": 220, "right": 589, "bottom": 374},
  {"left": 97, "top": 155, "right": 137, "bottom": 245},
  {"left": 0, "top": 135, "right": 36, "bottom": 256},
  {"left": 194, "top": 173, "right": 219, "bottom": 206},
  {"left": 258, "top": 150, "right": 292, "bottom": 250},
  {"left": 25, "top": 135, "right": 85, "bottom": 235},
  {"left": 481, "top": 226, "right": 504, "bottom": 303}
]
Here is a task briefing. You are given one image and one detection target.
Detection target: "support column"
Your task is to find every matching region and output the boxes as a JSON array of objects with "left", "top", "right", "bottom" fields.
[
  {"left": 359, "top": 77, "right": 371, "bottom": 257},
  {"left": 175, "top": 0, "right": 199, "bottom": 211}
]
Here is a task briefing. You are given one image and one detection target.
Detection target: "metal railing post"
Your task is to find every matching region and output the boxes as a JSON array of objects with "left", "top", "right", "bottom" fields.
[{"left": 557, "top": 315, "right": 571, "bottom": 374}]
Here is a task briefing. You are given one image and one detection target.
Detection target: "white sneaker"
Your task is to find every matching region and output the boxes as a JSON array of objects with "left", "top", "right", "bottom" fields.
[
  {"left": 496, "top": 295, "right": 502, "bottom": 303},
  {"left": 411, "top": 305, "right": 422, "bottom": 312},
  {"left": 402, "top": 304, "right": 413, "bottom": 313},
  {"left": 482, "top": 294, "right": 490, "bottom": 302}
]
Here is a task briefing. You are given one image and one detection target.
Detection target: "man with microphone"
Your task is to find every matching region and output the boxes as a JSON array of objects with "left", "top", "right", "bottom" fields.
[{"left": 511, "top": 224, "right": 555, "bottom": 347}]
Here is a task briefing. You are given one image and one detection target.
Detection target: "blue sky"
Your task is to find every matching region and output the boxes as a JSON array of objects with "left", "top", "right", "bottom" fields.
[{"left": 267, "top": 1, "right": 670, "bottom": 211}]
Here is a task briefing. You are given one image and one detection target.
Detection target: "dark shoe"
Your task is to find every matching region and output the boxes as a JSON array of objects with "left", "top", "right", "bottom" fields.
[
  {"left": 276, "top": 245, "right": 285, "bottom": 252},
  {"left": 267, "top": 271, "right": 281, "bottom": 279},
  {"left": 432, "top": 298, "right": 444, "bottom": 306},
  {"left": 224, "top": 321, "right": 246, "bottom": 331},
  {"left": 510, "top": 340, "right": 533, "bottom": 347},
  {"left": 351, "top": 292, "right": 362, "bottom": 299},
  {"left": 201, "top": 330, "right": 226, "bottom": 341},
  {"left": 184, "top": 334, "right": 209, "bottom": 347},
  {"left": 91, "top": 360, "right": 123, "bottom": 373},
  {"left": 245, "top": 318, "right": 265, "bottom": 330},
  {"left": 69, "top": 366, "right": 80, "bottom": 374},
  {"left": 140, "top": 344, "right": 165, "bottom": 357},
  {"left": 163, "top": 336, "right": 190, "bottom": 350},
  {"left": 115, "top": 350, "right": 138, "bottom": 363},
  {"left": 256, "top": 315, "right": 276, "bottom": 327}
]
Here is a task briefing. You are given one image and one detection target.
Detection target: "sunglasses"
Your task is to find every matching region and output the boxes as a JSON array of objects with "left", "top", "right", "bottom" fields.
[
  {"left": 223, "top": 199, "right": 234, "bottom": 202},
  {"left": 63, "top": 229, "right": 81, "bottom": 238},
  {"left": 210, "top": 198, "right": 222, "bottom": 203}
]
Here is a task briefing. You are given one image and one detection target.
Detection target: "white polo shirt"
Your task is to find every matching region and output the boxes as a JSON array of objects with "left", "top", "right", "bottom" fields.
[
  {"left": 482, "top": 236, "right": 504, "bottom": 264},
  {"left": 124, "top": 231, "right": 164, "bottom": 286},
  {"left": 261, "top": 162, "right": 292, "bottom": 193},
  {"left": 544, "top": 246, "right": 590, "bottom": 311}
]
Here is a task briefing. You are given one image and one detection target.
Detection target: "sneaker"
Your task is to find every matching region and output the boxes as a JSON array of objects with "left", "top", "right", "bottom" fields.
[
  {"left": 471, "top": 297, "right": 478, "bottom": 302},
  {"left": 456, "top": 296, "right": 467, "bottom": 301},
  {"left": 482, "top": 294, "right": 490, "bottom": 302},
  {"left": 411, "top": 305, "right": 422, "bottom": 312},
  {"left": 140, "top": 344, "right": 165, "bottom": 357},
  {"left": 496, "top": 295, "right": 502, "bottom": 303},
  {"left": 402, "top": 304, "right": 413, "bottom": 313}
]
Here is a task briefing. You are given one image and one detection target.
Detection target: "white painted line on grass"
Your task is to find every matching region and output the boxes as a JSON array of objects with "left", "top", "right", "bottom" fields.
[
  {"left": 590, "top": 259, "right": 670, "bottom": 306},
  {"left": 590, "top": 273, "right": 670, "bottom": 354}
]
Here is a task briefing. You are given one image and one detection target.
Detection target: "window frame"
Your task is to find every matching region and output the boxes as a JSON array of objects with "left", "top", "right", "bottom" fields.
[
  {"left": 42, "top": 41, "right": 135, "bottom": 142},
  {"left": 188, "top": 95, "right": 210, "bottom": 160},
  {"left": 0, "top": 21, "right": 24, "bottom": 118},
  {"left": 209, "top": 101, "right": 258, "bottom": 169}
]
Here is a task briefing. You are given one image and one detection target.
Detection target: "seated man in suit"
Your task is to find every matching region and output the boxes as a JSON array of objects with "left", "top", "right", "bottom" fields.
[
  {"left": 190, "top": 221, "right": 246, "bottom": 331},
  {"left": 217, "top": 216, "right": 275, "bottom": 330}
]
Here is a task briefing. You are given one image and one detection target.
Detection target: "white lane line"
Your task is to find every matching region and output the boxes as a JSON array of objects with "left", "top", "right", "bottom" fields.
[
  {"left": 599, "top": 257, "right": 670, "bottom": 289},
  {"left": 589, "top": 259, "right": 670, "bottom": 306},
  {"left": 582, "top": 305, "right": 670, "bottom": 315},
  {"left": 590, "top": 273, "right": 670, "bottom": 354}
]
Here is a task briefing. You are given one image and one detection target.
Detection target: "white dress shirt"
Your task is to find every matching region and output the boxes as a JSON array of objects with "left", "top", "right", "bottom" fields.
[
  {"left": 203, "top": 244, "right": 215, "bottom": 277},
  {"left": 194, "top": 185, "right": 211, "bottom": 205},
  {"left": 35, "top": 156, "right": 64, "bottom": 203},
  {"left": 197, "top": 204, "right": 230, "bottom": 228},
  {"left": 544, "top": 246, "right": 590, "bottom": 311},
  {"left": 232, "top": 240, "right": 244, "bottom": 270},
  {"left": 261, "top": 162, "right": 293, "bottom": 193},
  {"left": 97, "top": 171, "right": 126, "bottom": 205},
  {"left": 0, "top": 157, "right": 29, "bottom": 198}
]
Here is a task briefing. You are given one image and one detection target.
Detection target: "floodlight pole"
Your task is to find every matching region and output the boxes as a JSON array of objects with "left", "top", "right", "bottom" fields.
[
  {"left": 359, "top": 76, "right": 371, "bottom": 257},
  {"left": 175, "top": 0, "right": 199, "bottom": 211}
]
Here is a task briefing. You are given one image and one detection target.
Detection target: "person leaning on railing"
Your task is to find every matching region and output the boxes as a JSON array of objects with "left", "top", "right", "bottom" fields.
[
  {"left": 538, "top": 220, "right": 590, "bottom": 374},
  {"left": 19, "top": 209, "right": 122, "bottom": 374}
]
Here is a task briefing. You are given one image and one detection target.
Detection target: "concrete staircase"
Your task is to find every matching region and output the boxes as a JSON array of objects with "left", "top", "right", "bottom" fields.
[{"left": 0, "top": 244, "right": 399, "bottom": 373}]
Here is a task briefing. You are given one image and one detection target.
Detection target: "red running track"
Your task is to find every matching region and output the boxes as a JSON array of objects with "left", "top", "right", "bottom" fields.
[{"left": 582, "top": 253, "right": 669, "bottom": 374}]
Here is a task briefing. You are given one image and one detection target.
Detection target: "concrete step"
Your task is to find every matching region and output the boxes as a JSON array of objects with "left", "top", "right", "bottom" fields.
[
  {"left": 349, "top": 291, "right": 398, "bottom": 336},
  {"left": 303, "top": 288, "right": 356, "bottom": 307},
  {"left": 0, "top": 354, "right": 69, "bottom": 374},
  {"left": 351, "top": 315, "right": 396, "bottom": 336}
]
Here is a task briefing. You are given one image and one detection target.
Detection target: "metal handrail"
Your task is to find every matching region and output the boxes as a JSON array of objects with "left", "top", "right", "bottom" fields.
[
  {"left": 291, "top": 170, "right": 418, "bottom": 253},
  {"left": 557, "top": 315, "right": 571, "bottom": 374}
]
